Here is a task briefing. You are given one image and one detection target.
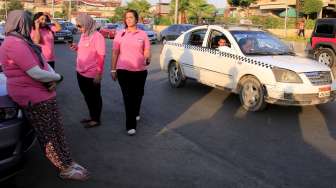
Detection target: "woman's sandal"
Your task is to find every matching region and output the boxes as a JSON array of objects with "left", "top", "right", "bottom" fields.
[
  {"left": 80, "top": 118, "right": 92, "bottom": 124},
  {"left": 84, "top": 121, "right": 100, "bottom": 128},
  {"left": 59, "top": 164, "right": 89, "bottom": 181}
]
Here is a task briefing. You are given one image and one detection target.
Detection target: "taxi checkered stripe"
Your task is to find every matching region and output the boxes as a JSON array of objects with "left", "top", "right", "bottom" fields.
[{"left": 165, "top": 42, "right": 274, "bottom": 69}]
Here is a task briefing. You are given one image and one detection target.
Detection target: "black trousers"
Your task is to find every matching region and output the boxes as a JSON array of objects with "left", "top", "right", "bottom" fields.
[
  {"left": 117, "top": 69, "right": 147, "bottom": 131},
  {"left": 48, "top": 61, "right": 55, "bottom": 69},
  {"left": 298, "top": 29, "right": 305, "bottom": 37},
  {"left": 77, "top": 72, "right": 102, "bottom": 122}
]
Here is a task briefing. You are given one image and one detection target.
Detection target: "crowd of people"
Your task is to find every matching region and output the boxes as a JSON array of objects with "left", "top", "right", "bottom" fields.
[{"left": 0, "top": 9, "right": 151, "bottom": 181}]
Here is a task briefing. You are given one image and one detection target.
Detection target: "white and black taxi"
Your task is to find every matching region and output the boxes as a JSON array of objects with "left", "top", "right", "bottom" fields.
[{"left": 160, "top": 25, "right": 336, "bottom": 111}]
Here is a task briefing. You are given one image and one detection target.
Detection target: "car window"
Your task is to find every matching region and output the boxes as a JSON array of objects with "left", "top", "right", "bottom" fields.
[
  {"left": 208, "top": 30, "right": 231, "bottom": 49},
  {"left": 316, "top": 23, "right": 334, "bottom": 35},
  {"left": 231, "top": 31, "right": 291, "bottom": 55},
  {"left": 187, "top": 29, "right": 207, "bottom": 46},
  {"left": 167, "top": 25, "right": 178, "bottom": 32}
]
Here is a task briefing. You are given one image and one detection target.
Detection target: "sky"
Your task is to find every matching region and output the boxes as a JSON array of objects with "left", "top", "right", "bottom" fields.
[{"left": 122, "top": 0, "right": 227, "bottom": 8}]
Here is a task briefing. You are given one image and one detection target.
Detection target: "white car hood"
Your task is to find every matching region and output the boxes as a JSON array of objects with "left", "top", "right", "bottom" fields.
[{"left": 251, "top": 55, "right": 330, "bottom": 73}]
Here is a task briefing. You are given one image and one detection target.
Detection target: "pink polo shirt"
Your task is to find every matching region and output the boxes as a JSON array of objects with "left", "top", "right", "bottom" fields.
[
  {"left": 77, "top": 31, "right": 106, "bottom": 78},
  {"left": 0, "top": 36, "right": 56, "bottom": 107},
  {"left": 30, "top": 25, "right": 57, "bottom": 62},
  {"left": 113, "top": 29, "right": 150, "bottom": 71}
]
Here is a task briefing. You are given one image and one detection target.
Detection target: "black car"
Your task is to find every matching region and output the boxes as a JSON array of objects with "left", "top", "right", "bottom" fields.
[
  {"left": 158, "top": 24, "right": 195, "bottom": 43},
  {"left": 0, "top": 72, "right": 36, "bottom": 182},
  {"left": 59, "top": 21, "right": 78, "bottom": 34},
  {"left": 54, "top": 24, "right": 73, "bottom": 43}
]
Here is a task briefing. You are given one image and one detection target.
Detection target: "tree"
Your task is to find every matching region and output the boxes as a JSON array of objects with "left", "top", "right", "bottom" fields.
[
  {"left": 187, "top": 0, "right": 216, "bottom": 24},
  {"left": 62, "top": 1, "right": 76, "bottom": 20},
  {"left": 170, "top": 0, "right": 190, "bottom": 23},
  {"left": 111, "top": 6, "right": 126, "bottom": 22},
  {"left": 126, "top": 0, "right": 152, "bottom": 22},
  {"left": 0, "top": 0, "right": 23, "bottom": 19},
  {"left": 302, "top": 0, "right": 323, "bottom": 19},
  {"left": 228, "top": 0, "right": 256, "bottom": 7}
]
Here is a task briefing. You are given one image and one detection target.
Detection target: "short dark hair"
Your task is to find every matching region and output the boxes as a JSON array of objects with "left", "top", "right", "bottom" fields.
[{"left": 123, "top": 9, "right": 139, "bottom": 28}]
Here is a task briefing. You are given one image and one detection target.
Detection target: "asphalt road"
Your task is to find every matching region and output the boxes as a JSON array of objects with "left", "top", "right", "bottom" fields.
[{"left": 2, "top": 36, "right": 336, "bottom": 188}]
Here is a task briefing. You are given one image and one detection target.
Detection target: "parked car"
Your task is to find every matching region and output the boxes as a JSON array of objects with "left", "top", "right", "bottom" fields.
[
  {"left": 93, "top": 18, "right": 109, "bottom": 30},
  {"left": 137, "top": 24, "right": 157, "bottom": 43},
  {"left": 158, "top": 24, "right": 196, "bottom": 43},
  {"left": 53, "top": 24, "right": 73, "bottom": 43},
  {"left": 0, "top": 24, "right": 4, "bottom": 44},
  {"left": 99, "top": 23, "right": 118, "bottom": 39},
  {"left": 115, "top": 23, "right": 158, "bottom": 43},
  {"left": 0, "top": 72, "right": 36, "bottom": 182},
  {"left": 160, "top": 25, "right": 336, "bottom": 111},
  {"left": 59, "top": 21, "right": 77, "bottom": 34},
  {"left": 307, "top": 18, "right": 336, "bottom": 70}
]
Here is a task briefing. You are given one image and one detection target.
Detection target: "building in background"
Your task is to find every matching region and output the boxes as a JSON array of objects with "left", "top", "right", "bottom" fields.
[{"left": 251, "top": 0, "right": 335, "bottom": 18}]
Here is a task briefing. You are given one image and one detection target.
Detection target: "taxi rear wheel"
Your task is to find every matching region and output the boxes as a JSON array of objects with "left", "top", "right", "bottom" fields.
[
  {"left": 168, "top": 62, "right": 185, "bottom": 88},
  {"left": 239, "top": 76, "right": 267, "bottom": 111}
]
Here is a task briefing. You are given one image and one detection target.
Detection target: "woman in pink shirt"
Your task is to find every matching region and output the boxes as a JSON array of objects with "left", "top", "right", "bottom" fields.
[
  {"left": 69, "top": 13, "right": 105, "bottom": 128},
  {"left": 31, "top": 12, "right": 61, "bottom": 69},
  {"left": 0, "top": 10, "right": 89, "bottom": 180},
  {"left": 111, "top": 9, "right": 151, "bottom": 136}
]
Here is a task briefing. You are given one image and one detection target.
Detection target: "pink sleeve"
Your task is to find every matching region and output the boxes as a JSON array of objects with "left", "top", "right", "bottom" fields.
[
  {"left": 113, "top": 32, "right": 121, "bottom": 50},
  {"left": 94, "top": 33, "right": 106, "bottom": 74},
  {"left": 143, "top": 33, "right": 150, "bottom": 50},
  {"left": 11, "top": 41, "right": 39, "bottom": 71}
]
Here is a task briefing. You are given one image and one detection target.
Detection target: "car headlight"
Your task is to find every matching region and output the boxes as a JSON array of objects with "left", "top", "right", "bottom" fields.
[
  {"left": 272, "top": 68, "right": 303, "bottom": 83},
  {"left": 0, "top": 107, "right": 18, "bottom": 121}
]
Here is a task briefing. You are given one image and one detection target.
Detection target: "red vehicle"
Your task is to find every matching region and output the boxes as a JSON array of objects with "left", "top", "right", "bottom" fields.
[
  {"left": 99, "top": 24, "right": 118, "bottom": 39},
  {"left": 308, "top": 18, "right": 336, "bottom": 68}
]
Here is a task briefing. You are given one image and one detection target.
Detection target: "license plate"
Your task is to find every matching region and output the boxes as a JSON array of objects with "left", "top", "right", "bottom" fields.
[
  {"left": 318, "top": 87, "right": 331, "bottom": 98},
  {"left": 58, "top": 37, "right": 64, "bottom": 40}
]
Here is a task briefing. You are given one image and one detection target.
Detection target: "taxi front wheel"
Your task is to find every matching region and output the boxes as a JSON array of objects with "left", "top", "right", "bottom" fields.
[
  {"left": 239, "top": 76, "right": 267, "bottom": 111},
  {"left": 168, "top": 62, "right": 185, "bottom": 88}
]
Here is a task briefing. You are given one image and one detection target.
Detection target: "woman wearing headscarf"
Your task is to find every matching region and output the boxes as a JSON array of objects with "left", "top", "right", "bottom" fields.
[
  {"left": 69, "top": 13, "right": 105, "bottom": 128},
  {"left": 0, "top": 10, "right": 89, "bottom": 181},
  {"left": 111, "top": 10, "right": 151, "bottom": 136},
  {"left": 31, "top": 12, "right": 61, "bottom": 69}
]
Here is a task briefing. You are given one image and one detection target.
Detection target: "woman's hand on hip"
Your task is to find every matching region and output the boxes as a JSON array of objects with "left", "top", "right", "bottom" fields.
[{"left": 94, "top": 74, "right": 102, "bottom": 85}]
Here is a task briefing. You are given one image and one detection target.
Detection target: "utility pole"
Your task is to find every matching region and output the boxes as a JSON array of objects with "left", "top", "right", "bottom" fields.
[
  {"left": 174, "top": 0, "right": 179, "bottom": 24},
  {"left": 4, "top": 0, "right": 7, "bottom": 19},
  {"left": 284, "top": 0, "right": 288, "bottom": 38},
  {"left": 52, "top": 0, "right": 55, "bottom": 19},
  {"left": 68, "top": 0, "right": 72, "bottom": 21}
]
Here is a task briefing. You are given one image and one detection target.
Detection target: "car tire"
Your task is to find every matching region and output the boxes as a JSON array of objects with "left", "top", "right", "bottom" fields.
[
  {"left": 239, "top": 76, "right": 267, "bottom": 112},
  {"left": 168, "top": 62, "right": 186, "bottom": 88},
  {"left": 316, "top": 48, "right": 335, "bottom": 68}
]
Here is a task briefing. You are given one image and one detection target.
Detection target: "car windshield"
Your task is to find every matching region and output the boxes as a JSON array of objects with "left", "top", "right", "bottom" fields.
[
  {"left": 60, "top": 23, "right": 67, "bottom": 30},
  {"left": 231, "top": 31, "right": 293, "bottom": 56},
  {"left": 182, "top": 25, "right": 195, "bottom": 31},
  {"left": 137, "top": 24, "right": 151, "bottom": 31}
]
